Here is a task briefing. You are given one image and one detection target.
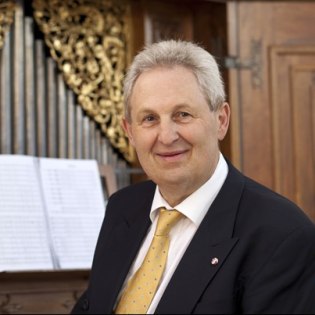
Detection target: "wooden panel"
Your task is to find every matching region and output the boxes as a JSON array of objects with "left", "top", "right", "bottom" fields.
[
  {"left": 0, "top": 291, "right": 77, "bottom": 314},
  {"left": 231, "top": 3, "right": 275, "bottom": 188},
  {"left": 292, "top": 66, "right": 315, "bottom": 220},
  {"left": 270, "top": 46, "right": 315, "bottom": 220},
  {"left": 227, "top": 1, "right": 315, "bottom": 219},
  {"left": 143, "top": 0, "right": 193, "bottom": 44},
  {"left": 0, "top": 271, "right": 88, "bottom": 314}
]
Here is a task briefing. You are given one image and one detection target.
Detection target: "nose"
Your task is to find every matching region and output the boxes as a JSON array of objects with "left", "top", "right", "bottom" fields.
[{"left": 157, "top": 120, "right": 180, "bottom": 145}]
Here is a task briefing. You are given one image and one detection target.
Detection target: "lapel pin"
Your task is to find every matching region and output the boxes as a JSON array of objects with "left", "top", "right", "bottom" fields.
[{"left": 211, "top": 258, "right": 219, "bottom": 266}]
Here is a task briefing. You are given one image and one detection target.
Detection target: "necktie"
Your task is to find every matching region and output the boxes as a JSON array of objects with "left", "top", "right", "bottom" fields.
[{"left": 115, "top": 208, "right": 183, "bottom": 314}]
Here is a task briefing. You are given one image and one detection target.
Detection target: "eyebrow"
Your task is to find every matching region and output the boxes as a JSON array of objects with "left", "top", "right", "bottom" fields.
[
  {"left": 173, "top": 104, "right": 194, "bottom": 111},
  {"left": 136, "top": 108, "right": 157, "bottom": 117},
  {"left": 137, "top": 103, "right": 193, "bottom": 115}
]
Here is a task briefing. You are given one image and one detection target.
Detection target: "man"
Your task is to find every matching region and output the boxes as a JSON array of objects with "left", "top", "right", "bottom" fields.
[{"left": 72, "top": 40, "right": 315, "bottom": 314}]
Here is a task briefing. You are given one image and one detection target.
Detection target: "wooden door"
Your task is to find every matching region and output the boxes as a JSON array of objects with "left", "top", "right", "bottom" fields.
[{"left": 227, "top": 1, "right": 315, "bottom": 220}]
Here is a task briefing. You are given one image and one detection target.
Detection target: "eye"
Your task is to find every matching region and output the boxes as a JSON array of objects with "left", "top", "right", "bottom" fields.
[
  {"left": 141, "top": 114, "right": 158, "bottom": 126},
  {"left": 174, "top": 111, "right": 192, "bottom": 121},
  {"left": 179, "top": 112, "right": 190, "bottom": 118},
  {"left": 143, "top": 115, "right": 156, "bottom": 122}
]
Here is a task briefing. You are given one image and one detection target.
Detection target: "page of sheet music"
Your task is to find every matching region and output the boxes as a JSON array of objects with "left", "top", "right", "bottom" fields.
[
  {"left": 0, "top": 155, "right": 54, "bottom": 271},
  {"left": 39, "top": 158, "right": 106, "bottom": 269}
]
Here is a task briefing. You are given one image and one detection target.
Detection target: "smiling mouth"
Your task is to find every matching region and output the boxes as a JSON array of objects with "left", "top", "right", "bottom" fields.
[{"left": 156, "top": 150, "right": 189, "bottom": 161}]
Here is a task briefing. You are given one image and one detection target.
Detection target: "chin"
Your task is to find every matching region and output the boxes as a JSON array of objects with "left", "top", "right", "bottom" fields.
[
  {"left": 153, "top": 172, "right": 189, "bottom": 187},
  {"left": 142, "top": 160, "right": 193, "bottom": 184}
]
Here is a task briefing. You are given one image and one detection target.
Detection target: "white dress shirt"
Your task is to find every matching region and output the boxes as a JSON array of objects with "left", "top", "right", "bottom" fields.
[{"left": 117, "top": 154, "right": 228, "bottom": 314}]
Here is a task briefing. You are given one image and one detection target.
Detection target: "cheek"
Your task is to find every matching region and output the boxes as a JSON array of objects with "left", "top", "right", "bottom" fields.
[
  {"left": 183, "top": 122, "right": 217, "bottom": 145},
  {"left": 133, "top": 129, "right": 156, "bottom": 154}
]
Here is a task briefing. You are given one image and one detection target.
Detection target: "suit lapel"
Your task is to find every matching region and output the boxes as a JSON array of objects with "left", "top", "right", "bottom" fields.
[
  {"left": 90, "top": 182, "right": 156, "bottom": 314},
  {"left": 156, "top": 164, "right": 245, "bottom": 314}
]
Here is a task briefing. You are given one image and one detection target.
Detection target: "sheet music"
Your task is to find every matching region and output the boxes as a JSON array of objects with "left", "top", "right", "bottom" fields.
[
  {"left": 0, "top": 155, "right": 54, "bottom": 271},
  {"left": 39, "top": 158, "right": 106, "bottom": 269}
]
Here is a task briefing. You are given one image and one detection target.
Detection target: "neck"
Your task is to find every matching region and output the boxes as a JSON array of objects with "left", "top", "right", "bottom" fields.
[
  {"left": 158, "top": 175, "right": 210, "bottom": 207},
  {"left": 159, "top": 186, "right": 192, "bottom": 208}
]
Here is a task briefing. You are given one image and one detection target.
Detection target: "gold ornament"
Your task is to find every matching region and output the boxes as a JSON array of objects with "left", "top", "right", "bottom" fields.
[
  {"left": 33, "top": 0, "right": 134, "bottom": 162},
  {"left": 0, "top": 0, "right": 16, "bottom": 49}
]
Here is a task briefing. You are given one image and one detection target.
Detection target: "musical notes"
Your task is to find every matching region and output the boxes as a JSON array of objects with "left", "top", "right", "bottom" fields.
[
  {"left": 0, "top": 155, "right": 53, "bottom": 271},
  {"left": 39, "top": 158, "right": 105, "bottom": 269},
  {"left": 0, "top": 155, "right": 106, "bottom": 271}
]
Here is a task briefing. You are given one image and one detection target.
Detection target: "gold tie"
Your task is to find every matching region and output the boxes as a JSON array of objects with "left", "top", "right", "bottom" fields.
[{"left": 115, "top": 208, "right": 183, "bottom": 314}]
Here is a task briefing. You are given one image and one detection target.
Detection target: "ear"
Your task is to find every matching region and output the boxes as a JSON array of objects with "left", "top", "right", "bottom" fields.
[
  {"left": 122, "top": 118, "right": 136, "bottom": 147},
  {"left": 217, "top": 102, "right": 230, "bottom": 141}
]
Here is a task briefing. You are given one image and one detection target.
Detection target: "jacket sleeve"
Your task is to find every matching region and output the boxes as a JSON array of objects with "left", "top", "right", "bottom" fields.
[{"left": 242, "top": 225, "right": 315, "bottom": 314}]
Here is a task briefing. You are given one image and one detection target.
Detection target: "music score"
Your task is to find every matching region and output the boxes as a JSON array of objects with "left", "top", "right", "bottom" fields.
[{"left": 0, "top": 155, "right": 106, "bottom": 272}]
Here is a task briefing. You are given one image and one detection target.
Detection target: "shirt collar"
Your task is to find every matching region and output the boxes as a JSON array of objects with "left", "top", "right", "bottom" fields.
[{"left": 150, "top": 153, "right": 229, "bottom": 227}]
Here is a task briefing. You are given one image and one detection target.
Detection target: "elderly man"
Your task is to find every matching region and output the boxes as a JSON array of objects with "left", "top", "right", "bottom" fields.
[{"left": 72, "top": 40, "right": 315, "bottom": 314}]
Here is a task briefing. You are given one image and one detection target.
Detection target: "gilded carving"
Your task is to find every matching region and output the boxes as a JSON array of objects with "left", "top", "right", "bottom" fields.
[
  {"left": 0, "top": 0, "right": 16, "bottom": 49},
  {"left": 33, "top": 0, "right": 134, "bottom": 162}
]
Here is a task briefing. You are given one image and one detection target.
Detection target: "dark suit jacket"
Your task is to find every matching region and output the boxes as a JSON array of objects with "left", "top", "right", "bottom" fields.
[{"left": 72, "top": 163, "right": 315, "bottom": 314}]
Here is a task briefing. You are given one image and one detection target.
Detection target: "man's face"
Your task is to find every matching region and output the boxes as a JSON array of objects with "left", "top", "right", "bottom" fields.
[{"left": 124, "top": 66, "right": 230, "bottom": 198}]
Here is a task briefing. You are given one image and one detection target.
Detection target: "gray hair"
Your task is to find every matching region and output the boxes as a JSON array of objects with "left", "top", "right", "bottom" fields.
[{"left": 123, "top": 40, "right": 226, "bottom": 121}]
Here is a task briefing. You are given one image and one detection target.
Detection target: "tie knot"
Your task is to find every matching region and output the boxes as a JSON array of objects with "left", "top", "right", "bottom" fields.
[{"left": 155, "top": 208, "right": 182, "bottom": 236}]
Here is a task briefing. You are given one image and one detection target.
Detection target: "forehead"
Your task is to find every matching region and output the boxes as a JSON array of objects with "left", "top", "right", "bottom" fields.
[
  {"left": 134, "top": 65, "right": 196, "bottom": 90},
  {"left": 130, "top": 66, "right": 206, "bottom": 109}
]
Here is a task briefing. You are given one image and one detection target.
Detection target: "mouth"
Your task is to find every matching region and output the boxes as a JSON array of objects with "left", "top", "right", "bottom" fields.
[{"left": 156, "top": 150, "right": 189, "bottom": 162}]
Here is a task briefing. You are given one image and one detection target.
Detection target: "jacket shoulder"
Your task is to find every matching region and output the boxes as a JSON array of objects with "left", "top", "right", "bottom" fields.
[
  {"left": 236, "top": 174, "right": 315, "bottom": 237},
  {"left": 229, "top": 168, "right": 315, "bottom": 285},
  {"left": 105, "top": 180, "right": 156, "bottom": 218},
  {"left": 109, "top": 180, "right": 156, "bottom": 204}
]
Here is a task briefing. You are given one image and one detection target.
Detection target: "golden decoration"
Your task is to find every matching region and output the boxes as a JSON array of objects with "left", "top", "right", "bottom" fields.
[
  {"left": 0, "top": 0, "right": 16, "bottom": 49},
  {"left": 33, "top": 0, "right": 134, "bottom": 162}
]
